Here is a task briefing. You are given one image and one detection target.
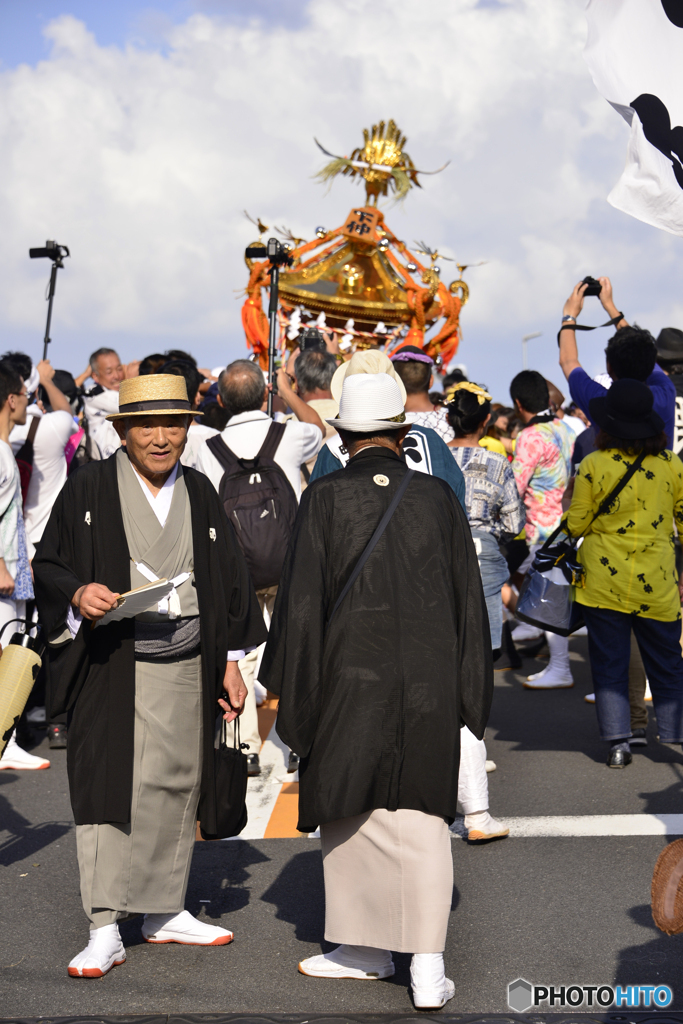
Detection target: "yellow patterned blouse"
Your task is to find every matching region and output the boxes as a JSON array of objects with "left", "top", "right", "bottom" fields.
[{"left": 566, "top": 448, "right": 683, "bottom": 621}]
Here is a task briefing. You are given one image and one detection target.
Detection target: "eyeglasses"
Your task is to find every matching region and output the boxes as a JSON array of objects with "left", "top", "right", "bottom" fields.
[{"left": 11, "top": 391, "right": 29, "bottom": 399}]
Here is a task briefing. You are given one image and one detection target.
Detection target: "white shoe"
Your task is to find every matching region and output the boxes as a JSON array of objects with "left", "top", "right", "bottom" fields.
[
  {"left": 299, "top": 944, "right": 395, "bottom": 980},
  {"left": 464, "top": 810, "right": 510, "bottom": 842},
  {"left": 511, "top": 622, "right": 544, "bottom": 642},
  {"left": 485, "top": 759, "right": 497, "bottom": 773},
  {"left": 253, "top": 680, "right": 268, "bottom": 706},
  {"left": 585, "top": 692, "right": 596, "bottom": 704},
  {"left": 0, "top": 733, "right": 50, "bottom": 770},
  {"left": 524, "top": 665, "right": 573, "bottom": 689},
  {"left": 645, "top": 679, "right": 653, "bottom": 702},
  {"left": 142, "top": 910, "right": 233, "bottom": 945},
  {"left": 410, "top": 952, "right": 455, "bottom": 1009},
  {"left": 26, "top": 706, "right": 46, "bottom": 724},
  {"left": 68, "top": 924, "right": 125, "bottom": 978}
]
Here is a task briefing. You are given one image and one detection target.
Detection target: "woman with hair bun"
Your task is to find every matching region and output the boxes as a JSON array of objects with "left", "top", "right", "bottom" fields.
[{"left": 446, "top": 382, "right": 525, "bottom": 842}]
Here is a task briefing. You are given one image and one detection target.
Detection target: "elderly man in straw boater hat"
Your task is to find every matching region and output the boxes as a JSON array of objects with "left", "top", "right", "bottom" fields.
[
  {"left": 33, "top": 374, "right": 267, "bottom": 978},
  {"left": 261, "top": 373, "right": 493, "bottom": 1010}
]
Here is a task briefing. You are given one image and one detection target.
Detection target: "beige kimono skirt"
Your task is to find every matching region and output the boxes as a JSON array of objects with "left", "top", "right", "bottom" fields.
[{"left": 320, "top": 807, "right": 453, "bottom": 953}]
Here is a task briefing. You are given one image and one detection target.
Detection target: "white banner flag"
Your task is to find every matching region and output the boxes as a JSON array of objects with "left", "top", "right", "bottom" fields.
[{"left": 584, "top": 0, "right": 683, "bottom": 235}]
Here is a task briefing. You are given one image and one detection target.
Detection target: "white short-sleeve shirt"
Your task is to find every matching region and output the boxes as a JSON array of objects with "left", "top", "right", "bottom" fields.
[{"left": 195, "top": 411, "right": 323, "bottom": 501}]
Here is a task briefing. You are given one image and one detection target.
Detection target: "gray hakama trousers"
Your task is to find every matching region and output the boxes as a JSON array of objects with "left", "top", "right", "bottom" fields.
[
  {"left": 76, "top": 654, "right": 202, "bottom": 928},
  {"left": 320, "top": 808, "right": 453, "bottom": 953}
]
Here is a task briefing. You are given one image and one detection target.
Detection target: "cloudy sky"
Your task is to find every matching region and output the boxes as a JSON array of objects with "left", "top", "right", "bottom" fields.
[{"left": 1, "top": 0, "right": 682, "bottom": 400}]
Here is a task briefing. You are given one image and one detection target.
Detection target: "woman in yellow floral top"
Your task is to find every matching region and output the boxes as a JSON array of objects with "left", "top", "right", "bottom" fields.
[{"left": 567, "top": 379, "right": 683, "bottom": 768}]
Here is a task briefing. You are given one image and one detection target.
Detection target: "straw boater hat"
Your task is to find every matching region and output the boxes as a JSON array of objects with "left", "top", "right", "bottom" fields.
[
  {"left": 328, "top": 373, "right": 407, "bottom": 433},
  {"left": 330, "top": 350, "right": 407, "bottom": 406},
  {"left": 106, "top": 374, "right": 202, "bottom": 420}
]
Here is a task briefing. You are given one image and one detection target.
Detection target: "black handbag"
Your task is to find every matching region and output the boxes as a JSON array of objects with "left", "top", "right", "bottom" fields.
[
  {"left": 516, "top": 450, "right": 647, "bottom": 637},
  {"left": 200, "top": 716, "right": 249, "bottom": 841}
]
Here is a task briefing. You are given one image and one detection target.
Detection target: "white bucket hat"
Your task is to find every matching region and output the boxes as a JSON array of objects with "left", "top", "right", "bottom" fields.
[
  {"left": 328, "top": 373, "right": 407, "bottom": 432},
  {"left": 330, "top": 350, "right": 407, "bottom": 405}
]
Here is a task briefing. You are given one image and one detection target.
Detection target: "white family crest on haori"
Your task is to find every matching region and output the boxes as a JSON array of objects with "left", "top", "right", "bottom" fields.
[{"left": 584, "top": 0, "right": 683, "bottom": 235}]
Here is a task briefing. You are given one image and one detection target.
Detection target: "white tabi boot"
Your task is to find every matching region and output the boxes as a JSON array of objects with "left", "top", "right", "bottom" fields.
[
  {"left": 464, "top": 809, "right": 510, "bottom": 842},
  {"left": 67, "top": 924, "right": 126, "bottom": 978},
  {"left": 410, "top": 952, "right": 455, "bottom": 1009},
  {"left": 0, "top": 733, "right": 50, "bottom": 770},
  {"left": 299, "top": 944, "right": 395, "bottom": 979},
  {"left": 524, "top": 632, "right": 573, "bottom": 689},
  {"left": 142, "top": 909, "right": 233, "bottom": 945}
]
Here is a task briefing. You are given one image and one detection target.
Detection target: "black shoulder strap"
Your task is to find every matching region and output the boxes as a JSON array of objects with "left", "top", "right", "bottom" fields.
[
  {"left": 206, "top": 433, "right": 240, "bottom": 474},
  {"left": 328, "top": 469, "right": 415, "bottom": 625},
  {"left": 258, "top": 421, "right": 286, "bottom": 461},
  {"left": 547, "top": 449, "right": 647, "bottom": 549},
  {"left": 586, "top": 449, "right": 647, "bottom": 529}
]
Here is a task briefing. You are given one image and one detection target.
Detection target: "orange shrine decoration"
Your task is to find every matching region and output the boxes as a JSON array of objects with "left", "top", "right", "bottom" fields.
[{"left": 241, "top": 121, "right": 476, "bottom": 373}]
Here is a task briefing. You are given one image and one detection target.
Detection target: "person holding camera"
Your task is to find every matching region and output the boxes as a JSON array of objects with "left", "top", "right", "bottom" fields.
[{"left": 558, "top": 277, "right": 676, "bottom": 447}]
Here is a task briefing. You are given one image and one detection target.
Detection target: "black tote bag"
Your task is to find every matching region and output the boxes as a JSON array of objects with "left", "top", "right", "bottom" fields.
[{"left": 200, "top": 717, "right": 249, "bottom": 841}]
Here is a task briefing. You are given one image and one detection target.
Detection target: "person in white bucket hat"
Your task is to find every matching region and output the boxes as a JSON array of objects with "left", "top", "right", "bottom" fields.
[
  {"left": 310, "top": 351, "right": 466, "bottom": 507},
  {"left": 261, "top": 372, "right": 493, "bottom": 1010}
]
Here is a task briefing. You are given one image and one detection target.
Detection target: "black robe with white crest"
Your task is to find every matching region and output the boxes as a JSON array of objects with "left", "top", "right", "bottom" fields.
[
  {"left": 33, "top": 454, "right": 267, "bottom": 832},
  {"left": 260, "top": 446, "right": 493, "bottom": 832}
]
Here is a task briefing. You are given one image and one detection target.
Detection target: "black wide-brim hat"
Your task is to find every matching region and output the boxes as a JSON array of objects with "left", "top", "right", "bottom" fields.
[{"left": 589, "top": 378, "right": 664, "bottom": 440}]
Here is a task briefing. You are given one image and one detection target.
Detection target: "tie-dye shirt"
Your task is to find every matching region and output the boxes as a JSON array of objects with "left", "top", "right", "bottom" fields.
[{"left": 512, "top": 418, "right": 573, "bottom": 544}]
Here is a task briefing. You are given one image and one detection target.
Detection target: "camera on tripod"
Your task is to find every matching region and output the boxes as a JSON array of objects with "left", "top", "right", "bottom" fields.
[
  {"left": 29, "top": 240, "right": 70, "bottom": 266},
  {"left": 245, "top": 237, "right": 293, "bottom": 266}
]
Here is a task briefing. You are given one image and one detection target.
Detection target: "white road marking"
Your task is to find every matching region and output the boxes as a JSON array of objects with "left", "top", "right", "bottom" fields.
[{"left": 452, "top": 814, "right": 683, "bottom": 838}]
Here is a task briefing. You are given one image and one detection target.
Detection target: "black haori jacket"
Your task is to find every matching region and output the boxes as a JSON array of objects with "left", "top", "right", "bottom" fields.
[
  {"left": 33, "top": 455, "right": 267, "bottom": 831},
  {"left": 260, "top": 447, "right": 493, "bottom": 832}
]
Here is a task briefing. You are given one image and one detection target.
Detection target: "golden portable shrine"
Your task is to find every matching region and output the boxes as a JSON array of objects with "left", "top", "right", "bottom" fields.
[{"left": 241, "top": 121, "right": 476, "bottom": 374}]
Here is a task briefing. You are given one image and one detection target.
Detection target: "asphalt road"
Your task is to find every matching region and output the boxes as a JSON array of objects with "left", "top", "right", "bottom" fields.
[{"left": 3, "top": 634, "right": 683, "bottom": 1016}]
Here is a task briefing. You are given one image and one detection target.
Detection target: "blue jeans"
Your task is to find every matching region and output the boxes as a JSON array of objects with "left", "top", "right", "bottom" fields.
[
  {"left": 471, "top": 529, "right": 509, "bottom": 650},
  {"left": 581, "top": 605, "right": 683, "bottom": 742}
]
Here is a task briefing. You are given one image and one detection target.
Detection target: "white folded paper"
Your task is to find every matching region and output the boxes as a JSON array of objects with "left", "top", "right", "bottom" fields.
[{"left": 94, "top": 579, "right": 174, "bottom": 628}]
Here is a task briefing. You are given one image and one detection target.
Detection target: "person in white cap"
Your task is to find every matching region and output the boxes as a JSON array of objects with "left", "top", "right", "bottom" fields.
[{"left": 261, "top": 373, "right": 492, "bottom": 1010}]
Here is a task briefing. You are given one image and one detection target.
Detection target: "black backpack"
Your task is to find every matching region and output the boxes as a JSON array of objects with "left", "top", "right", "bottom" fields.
[{"left": 206, "top": 422, "right": 298, "bottom": 589}]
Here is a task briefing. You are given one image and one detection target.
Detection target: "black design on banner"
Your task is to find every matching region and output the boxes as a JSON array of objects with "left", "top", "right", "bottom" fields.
[
  {"left": 661, "top": 0, "right": 683, "bottom": 28},
  {"left": 630, "top": 93, "right": 683, "bottom": 190}
]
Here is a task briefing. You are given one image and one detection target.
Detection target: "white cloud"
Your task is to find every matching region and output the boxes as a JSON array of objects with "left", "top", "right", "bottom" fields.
[{"left": 0, "top": 0, "right": 681, "bottom": 398}]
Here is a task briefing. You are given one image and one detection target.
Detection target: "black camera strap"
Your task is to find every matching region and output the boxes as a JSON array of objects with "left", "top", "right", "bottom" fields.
[{"left": 556, "top": 312, "right": 624, "bottom": 345}]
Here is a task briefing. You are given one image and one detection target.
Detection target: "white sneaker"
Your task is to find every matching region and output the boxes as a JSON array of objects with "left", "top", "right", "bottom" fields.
[
  {"left": 524, "top": 665, "right": 573, "bottom": 689},
  {"left": 511, "top": 622, "right": 544, "bottom": 642},
  {"left": 299, "top": 944, "right": 395, "bottom": 980},
  {"left": 26, "top": 706, "right": 46, "bottom": 724},
  {"left": 68, "top": 924, "right": 125, "bottom": 978},
  {"left": 464, "top": 810, "right": 510, "bottom": 842},
  {"left": 410, "top": 952, "right": 455, "bottom": 1009},
  {"left": 645, "top": 679, "right": 653, "bottom": 702},
  {"left": 485, "top": 759, "right": 497, "bottom": 773},
  {"left": 0, "top": 733, "right": 50, "bottom": 770},
  {"left": 584, "top": 692, "right": 596, "bottom": 704},
  {"left": 142, "top": 910, "right": 233, "bottom": 945},
  {"left": 253, "top": 680, "right": 268, "bottom": 706}
]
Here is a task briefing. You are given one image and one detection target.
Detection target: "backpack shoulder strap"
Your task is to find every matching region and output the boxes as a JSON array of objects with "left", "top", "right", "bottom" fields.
[
  {"left": 206, "top": 433, "right": 240, "bottom": 474},
  {"left": 27, "top": 416, "right": 40, "bottom": 444},
  {"left": 258, "top": 421, "right": 286, "bottom": 461}
]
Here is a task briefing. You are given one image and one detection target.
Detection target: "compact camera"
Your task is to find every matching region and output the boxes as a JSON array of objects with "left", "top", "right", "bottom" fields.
[{"left": 581, "top": 275, "right": 602, "bottom": 297}]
